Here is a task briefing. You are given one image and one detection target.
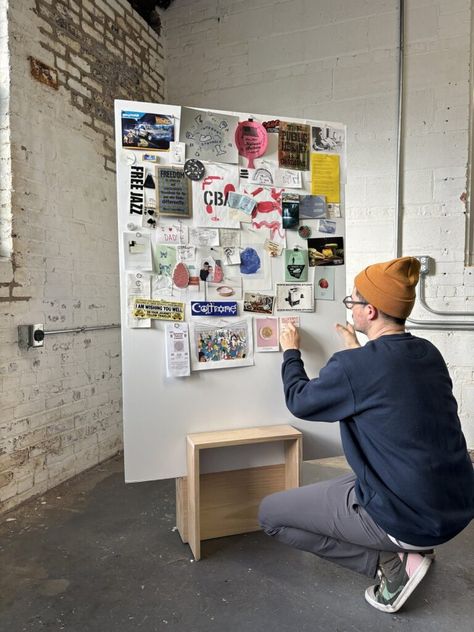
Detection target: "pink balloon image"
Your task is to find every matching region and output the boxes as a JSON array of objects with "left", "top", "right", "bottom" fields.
[{"left": 235, "top": 120, "right": 268, "bottom": 169}]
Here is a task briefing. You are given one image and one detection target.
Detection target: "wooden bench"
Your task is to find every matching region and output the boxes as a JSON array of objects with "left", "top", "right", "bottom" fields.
[{"left": 176, "top": 424, "right": 302, "bottom": 560}]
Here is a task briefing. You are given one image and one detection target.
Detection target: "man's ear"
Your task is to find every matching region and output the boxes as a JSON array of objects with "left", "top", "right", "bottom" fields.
[{"left": 366, "top": 304, "right": 378, "bottom": 321}]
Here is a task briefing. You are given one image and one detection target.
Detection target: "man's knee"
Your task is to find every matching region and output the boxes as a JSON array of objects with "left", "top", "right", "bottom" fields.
[{"left": 258, "top": 492, "right": 283, "bottom": 534}]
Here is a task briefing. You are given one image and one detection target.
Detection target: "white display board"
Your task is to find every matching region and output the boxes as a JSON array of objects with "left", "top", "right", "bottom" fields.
[{"left": 114, "top": 100, "right": 347, "bottom": 482}]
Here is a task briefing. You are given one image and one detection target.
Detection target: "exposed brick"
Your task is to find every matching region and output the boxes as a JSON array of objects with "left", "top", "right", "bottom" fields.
[
  {"left": 69, "top": 53, "right": 91, "bottom": 74},
  {"left": 67, "top": 78, "right": 91, "bottom": 98},
  {"left": 56, "top": 57, "right": 81, "bottom": 79},
  {"left": 95, "top": 0, "right": 116, "bottom": 21},
  {"left": 81, "top": 19, "right": 103, "bottom": 42},
  {"left": 2, "top": 0, "right": 152, "bottom": 513},
  {"left": 57, "top": 31, "right": 81, "bottom": 53}
]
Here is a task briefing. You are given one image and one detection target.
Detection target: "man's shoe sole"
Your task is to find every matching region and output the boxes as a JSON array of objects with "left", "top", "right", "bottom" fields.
[{"left": 365, "top": 556, "right": 432, "bottom": 613}]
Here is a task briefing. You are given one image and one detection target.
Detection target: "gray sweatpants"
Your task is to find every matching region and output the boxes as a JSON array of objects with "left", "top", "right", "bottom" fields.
[{"left": 258, "top": 473, "right": 408, "bottom": 578}]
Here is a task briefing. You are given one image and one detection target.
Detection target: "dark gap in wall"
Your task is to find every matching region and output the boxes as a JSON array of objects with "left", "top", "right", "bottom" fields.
[{"left": 126, "top": 1, "right": 174, "bottom": 35}]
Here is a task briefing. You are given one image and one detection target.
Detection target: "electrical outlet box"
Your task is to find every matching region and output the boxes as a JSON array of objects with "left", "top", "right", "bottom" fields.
[
  {"left": 416, "top": 256, "right": 431, "bottom": 275},
  {"left": 18, "top": 324, "right": 45, "bottom": 349}
]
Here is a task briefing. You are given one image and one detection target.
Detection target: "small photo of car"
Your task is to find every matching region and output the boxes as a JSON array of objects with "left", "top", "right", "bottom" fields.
[{"left": 122, "top": 112, "right": 174, "bottom": 150}]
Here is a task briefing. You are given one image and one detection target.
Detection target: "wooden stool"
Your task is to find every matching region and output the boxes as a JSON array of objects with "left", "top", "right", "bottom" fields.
[{"left": 176, "top": 424, "right": 302, "bottom": 560}]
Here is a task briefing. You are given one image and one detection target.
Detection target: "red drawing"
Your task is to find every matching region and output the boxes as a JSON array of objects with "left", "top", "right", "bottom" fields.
[{"left": 244, "top": 186, "right": 285, "bottom": 242}]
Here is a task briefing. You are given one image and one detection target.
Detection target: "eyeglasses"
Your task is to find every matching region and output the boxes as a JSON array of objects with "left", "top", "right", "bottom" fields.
[{"left": 342, "top": 295, "right": 368, "bottom": 309}]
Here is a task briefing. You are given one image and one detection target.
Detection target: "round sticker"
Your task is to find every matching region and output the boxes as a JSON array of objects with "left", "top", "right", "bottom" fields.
[
  {"left": 260, "top": 326, "right": 274, "bottom": 340},
  {"left": 184, "top": 159, "right": 205, "bottom": 181},
  {"left": 298, "top": 225, "right": 312, "bottom": 239}
]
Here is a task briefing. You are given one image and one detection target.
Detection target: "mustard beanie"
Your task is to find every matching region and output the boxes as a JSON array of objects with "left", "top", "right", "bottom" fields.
[{"left": 354, "top": 257, "right": 420, "bottom": 318}]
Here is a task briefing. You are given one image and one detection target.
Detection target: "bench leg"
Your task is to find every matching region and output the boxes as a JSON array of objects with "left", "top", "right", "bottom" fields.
[
  {"left": 284, "top": 437, "right": 301, "bottom": 489},
  {"left": 187, "top": 440, "right": 201, "bottom": 560}
]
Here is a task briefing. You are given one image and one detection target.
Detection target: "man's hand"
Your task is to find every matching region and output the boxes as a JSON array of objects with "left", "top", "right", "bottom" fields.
[
  {"left": 335, "top": 322, "right": 361, "bottom": 349},
  {"left": 280, "top": 323, "right": 300, "bottom": 351}
]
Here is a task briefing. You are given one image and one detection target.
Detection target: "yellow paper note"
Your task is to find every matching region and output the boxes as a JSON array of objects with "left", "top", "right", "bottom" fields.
[{"left": 311, "top": 153, "right": 340, "bottom": 203}]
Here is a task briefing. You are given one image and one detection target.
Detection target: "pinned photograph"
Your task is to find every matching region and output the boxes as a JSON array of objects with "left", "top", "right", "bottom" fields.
[
  {"left": 307, "top": 237, "right": 344, "bottom": 267},
  {"left": 197, "top": 249, "right": 223, "bottom": 284},
  {"left": 311, "top": 125, "right": 345, "bottom": 153},
  {"left": 276, "top": 283, "right": 314, "bottom": 312},
  {"left": 122, "top": 111, "right": 174, "bottom": 151},
  {"left": 285, "top": 248, "right": 308, "bottom": 282},
  {"left": 226, "top": 191, "right": 257, "bottom": 215},
  {"left": 314, "top": 267, "right": 335, "bottom": 300},
  {"left": 278, "top": 121, "right": 310, "bottom": 170},
  {"left": 299, "top": 195, "right": 327, "bottom": 219},
  {"left": 243, "top": 292, "right": 275, "bottom": 315},
  {"left": 191, "top": 319, "right": 254, "bottom": 371},
  {"left": 240, "top": 245, "right": 265, "bottom": 279},
  {"left": 282, "top": 193, "right": 300, "bottom": 229},
  {"left": 255, "top": 317, "right": 279, "bottom": 352},
  {"left": 280, "top": 315, "right": 300, "bottom": 330},
  {"left": 317, "top": 219, "right": 337, "bottom": 234}
]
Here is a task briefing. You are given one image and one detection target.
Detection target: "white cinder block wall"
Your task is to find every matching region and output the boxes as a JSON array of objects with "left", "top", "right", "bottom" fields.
[
  {"left": 1, "top": 0, "right": 473, "bottom": 514},
  {"left": 164, "top": 0, "right": 474, "bottom": 445},
  {"left": 0, "top": 0, "right": 165, "bottom": 512}
]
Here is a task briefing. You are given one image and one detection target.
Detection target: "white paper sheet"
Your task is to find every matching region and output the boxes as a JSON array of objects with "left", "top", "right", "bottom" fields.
[
  {"left": 127, "top": 272, "right": 151, "bottom": 328},
  {"left": 123, "top": 231, "right": 153, "bottom": 271},
  {"left": 165, "top": 322, "right": 191, "bottom": 377},
  {"left": 193, "top": 164, "right": 240, "bottom": 228}
]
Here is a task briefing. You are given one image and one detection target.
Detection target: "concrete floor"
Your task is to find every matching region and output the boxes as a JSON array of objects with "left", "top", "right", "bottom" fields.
[{"left": 0, "top": 454, "right": 473, "bottom": 632}]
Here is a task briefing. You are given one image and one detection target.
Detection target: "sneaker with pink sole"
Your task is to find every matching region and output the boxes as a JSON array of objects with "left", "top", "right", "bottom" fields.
[{"left": 365, "top": 552, "right": 432, "bottom": 613}]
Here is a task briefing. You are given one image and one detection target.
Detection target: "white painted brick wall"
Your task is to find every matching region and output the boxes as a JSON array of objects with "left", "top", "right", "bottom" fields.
[
  {"left": 0, "top": 0, "right": 165, "bottom": 513},
  {"left": 164, "top": 0, "right": 474, "bottom": 446},
  {"left": 0, "top": 0, "right": 13, "bottom": 261}
]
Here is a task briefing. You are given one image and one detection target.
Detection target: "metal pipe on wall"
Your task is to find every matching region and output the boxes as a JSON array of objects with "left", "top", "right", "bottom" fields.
[
  {"left": 394, "top": 0, "right": 405, "bottom": 259},
  {"left": 43, "top": 324, "right": 121, "bottom": 336}
]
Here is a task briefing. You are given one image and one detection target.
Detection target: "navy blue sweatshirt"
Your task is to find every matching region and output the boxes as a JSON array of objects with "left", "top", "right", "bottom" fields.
[{"left": 282, "top": 333, "right": 474, "bottom": 546}]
